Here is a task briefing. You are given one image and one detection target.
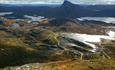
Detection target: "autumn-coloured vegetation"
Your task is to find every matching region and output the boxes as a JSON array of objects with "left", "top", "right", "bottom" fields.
[{"left": 0, "top": 18, "right": 115, "bottom": 70}]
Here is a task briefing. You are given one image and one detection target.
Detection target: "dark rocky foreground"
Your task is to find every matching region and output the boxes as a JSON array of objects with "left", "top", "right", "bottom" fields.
[{"left": 0, "top": 59, "right": 115, "bottom": 70}]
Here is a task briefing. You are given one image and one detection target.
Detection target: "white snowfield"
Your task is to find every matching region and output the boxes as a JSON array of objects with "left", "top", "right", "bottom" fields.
[
  {"left": 0, "top": 12, "right": 13, "bottom": 16},
  {"left": 61, "top": 30, "right": 115, "bottom": 52},
  {"left": 62, "top": 30, "right": 115, "bottom": 43},
  {"left": 24, "top": 15, "right": 44, "bottom": 22},
  {"left": 78, "top": 17, "right": 115, "bottom": 24}
]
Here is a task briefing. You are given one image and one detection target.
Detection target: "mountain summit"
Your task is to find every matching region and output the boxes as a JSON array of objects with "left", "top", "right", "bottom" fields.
[
  {"left": 62, "top": 0, "right": 77, "bottom": 8},
  {"left": 59, "top": 0, "right": 84, "bottom": 18}
]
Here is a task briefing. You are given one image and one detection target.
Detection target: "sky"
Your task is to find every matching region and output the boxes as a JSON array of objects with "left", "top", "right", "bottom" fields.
[{"left": 0, "top": 0, "right": 115, "bottom": 4}]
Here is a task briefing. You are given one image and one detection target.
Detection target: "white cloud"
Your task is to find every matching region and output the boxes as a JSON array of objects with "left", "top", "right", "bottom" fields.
[
  {"left": 70, "top": 0, "right": 115, "bottom": 4},
  {"left": 0, "top": 0, "right": 64, "bottom": 4},
  {"left": 0, "top": 0, "right": 115, "bottom": 4}
]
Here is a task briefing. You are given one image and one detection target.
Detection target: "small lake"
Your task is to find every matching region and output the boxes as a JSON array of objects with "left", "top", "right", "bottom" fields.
[{"left": 78, "top": 17, "right": 115, "bottom": 24}]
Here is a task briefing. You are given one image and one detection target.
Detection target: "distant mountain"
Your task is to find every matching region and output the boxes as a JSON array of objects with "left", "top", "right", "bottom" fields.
[
  {"left": 57, "top": 0, "right": 86, "bottom": 18},
  {"left": 61, "top": 0, "right": 79, "bottom": 9},
  {"left": 0, "top": 0, "right": 115, "bottom": 18}
]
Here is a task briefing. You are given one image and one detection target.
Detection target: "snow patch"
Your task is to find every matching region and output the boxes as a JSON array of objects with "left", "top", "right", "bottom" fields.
[{"left": 0, "top": 12, "right": 13, "bottom": 16}]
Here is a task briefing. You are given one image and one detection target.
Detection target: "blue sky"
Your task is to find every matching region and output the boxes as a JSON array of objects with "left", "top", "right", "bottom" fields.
[{"left": 0, "top": 0, "right": 115, "bottom": 4}]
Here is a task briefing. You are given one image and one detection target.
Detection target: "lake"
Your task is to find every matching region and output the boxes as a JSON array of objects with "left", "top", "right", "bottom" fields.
[{"left": 78, "top": 17, "right": 115, "bottom": 24}]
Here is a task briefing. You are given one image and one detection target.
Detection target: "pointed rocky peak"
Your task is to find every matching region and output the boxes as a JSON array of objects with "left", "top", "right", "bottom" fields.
[
  {"left": 61, "top": 0, "right": 79, "bottom": 8},
  {"left": 63, "top": 0, "right": 73, "bottom": 5}
]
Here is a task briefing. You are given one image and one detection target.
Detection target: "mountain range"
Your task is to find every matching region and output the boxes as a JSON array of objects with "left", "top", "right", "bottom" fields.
[{"left": 0, "top": 0, "right": 115, "bottom": 18}]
